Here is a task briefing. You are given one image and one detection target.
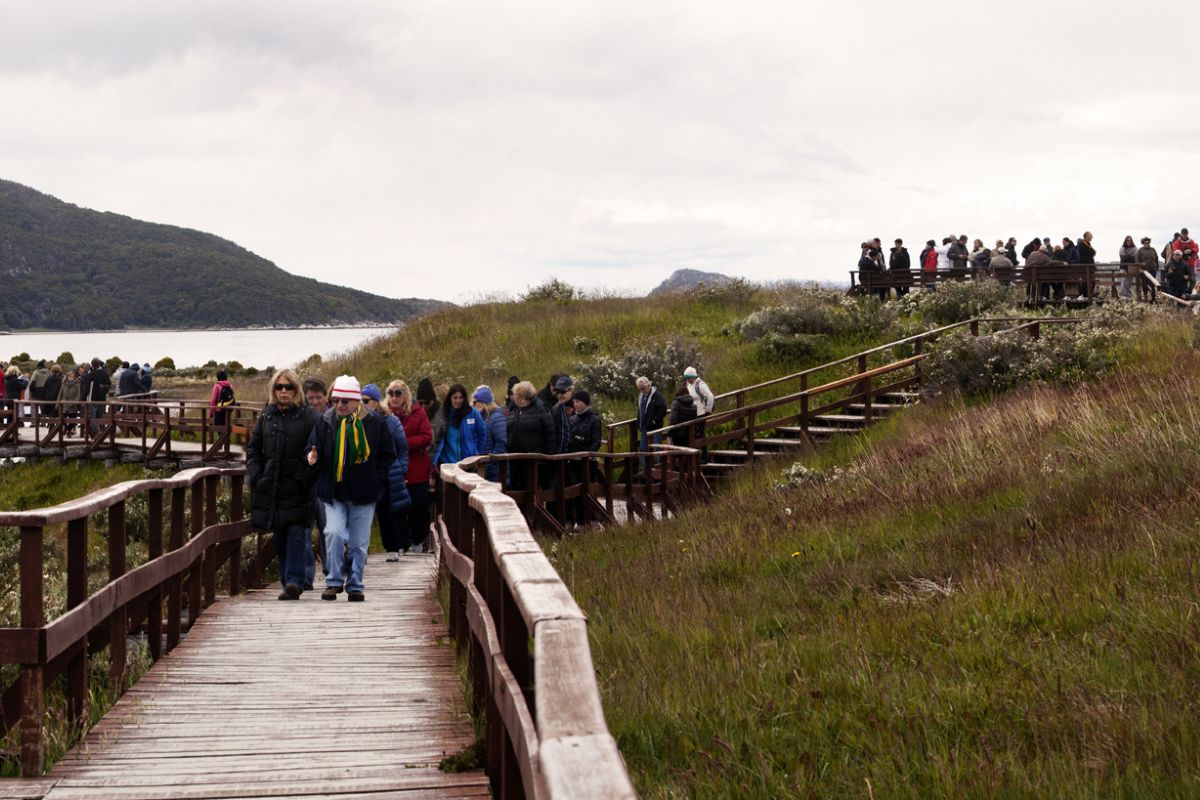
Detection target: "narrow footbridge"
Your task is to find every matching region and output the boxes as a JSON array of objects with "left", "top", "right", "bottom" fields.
[{"left": 0, "top": 468, "right": 635, "bottom": 799}]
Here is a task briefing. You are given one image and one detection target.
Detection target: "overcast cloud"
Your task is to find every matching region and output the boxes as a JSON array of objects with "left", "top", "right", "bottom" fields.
[{"left": 1, "top": 1, "right": 1197, "bottom": 303}]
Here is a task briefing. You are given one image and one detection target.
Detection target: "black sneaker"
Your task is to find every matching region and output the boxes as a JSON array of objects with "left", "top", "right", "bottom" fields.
[
  {"left": 278, "top": 584, "right": 301, "bottom": 601},
  {"left": 321, "top": 587, "right": 340, "bottom": 601},
  {"left": 347, "top": 591, "right": 365, "bottom": 602}
]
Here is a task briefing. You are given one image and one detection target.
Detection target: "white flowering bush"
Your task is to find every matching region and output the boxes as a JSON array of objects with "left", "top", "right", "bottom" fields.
[
  {"left": 897, "top": 279, "right": 1025, "bottom": 325},
  {"left": 576, "top": 336, "right": 704, "bottom": 398},
  {"left": 736, "top": 290, "right": 898, "bottom": 360},
  {"left": 775, "top": 462, "right": 861, "bottom": 489},
  {"left": 922, "top": 302, "right": 1170, "bottom": 397}
]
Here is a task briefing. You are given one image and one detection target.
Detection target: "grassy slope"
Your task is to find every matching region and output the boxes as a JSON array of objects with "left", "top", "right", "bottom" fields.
[
  {"left": 546, "top": 319, "right": 1200, "bottom": 798},
  {"left": 325, "top": 287, "right": 893, "bottom": 444}
]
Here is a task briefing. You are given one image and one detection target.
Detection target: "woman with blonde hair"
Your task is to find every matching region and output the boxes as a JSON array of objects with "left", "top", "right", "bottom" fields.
[
  {"left": 246, "top": 368, "right": 318, "bottom": 600},
  {"left": 387, "top": 380, "right": 434, "bottom": 554}
]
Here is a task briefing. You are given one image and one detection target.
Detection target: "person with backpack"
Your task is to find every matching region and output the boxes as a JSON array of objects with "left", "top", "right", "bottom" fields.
[
  {"left": 210, "top": 370, "right": 235, "bottom": 427},
  {"left": 684, "top": 366, "right": 714, "bottom": 457},
  {"left": 667, "top": 384, "right": 697, "bottom": 447}
]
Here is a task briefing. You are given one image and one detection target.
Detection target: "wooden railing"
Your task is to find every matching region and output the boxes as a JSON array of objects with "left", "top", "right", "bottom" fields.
[
  {"left": 457, "top": 446, "right": 706, "bottom": 534},
  {"left": 436, "top": 462, "right": 637, "bottom": 799},
  {"left": 607, "top": 316, "right": 1083, "bottom": 454},
  {"left": 0, "top": 398, "right": 261, "bottom": 462},
  {"left": 851, "top": 261, "right": 1140, "bottom": 300},
  {"left": 0, "top": 467, "right": 274, "bottom": 775}
]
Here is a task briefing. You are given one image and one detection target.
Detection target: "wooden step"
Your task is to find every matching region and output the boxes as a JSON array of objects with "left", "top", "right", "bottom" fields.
[
  {"left": 809, "top": 414, "right": 870, "bottom": 427},
  {"left": 845, "top": 402, "right": 902, "bottom": 414},
  {"left": 749, "top": 437, "right": 813, "bottom": 449},
  {"left": 707, "top": 449, "right": 771, "bottom": 461},
  {"left": 773, "top": 425, "right": 859, "bottom": 438}
]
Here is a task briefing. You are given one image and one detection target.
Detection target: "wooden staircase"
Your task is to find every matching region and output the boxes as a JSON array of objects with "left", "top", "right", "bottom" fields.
[{"left": 606, "top": 317, "right": 1078, "bottom": 487}]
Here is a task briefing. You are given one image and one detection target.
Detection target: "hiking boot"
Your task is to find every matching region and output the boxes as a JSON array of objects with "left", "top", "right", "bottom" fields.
[
  {"left": 386, "top": 552, "right": 400, "bottom": 562},
  {"left": 347, "top": 591, "right": 365, "bottom": 602},
  {"left": 321, "top": 586, "right": 341, "bottom": 601},
  {"left": 278, "top": 584, "right": 301, "bottom": 601}
]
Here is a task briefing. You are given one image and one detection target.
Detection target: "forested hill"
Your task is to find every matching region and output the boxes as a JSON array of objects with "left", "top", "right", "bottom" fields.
[{"left": 0, "top": 179, "right": 449, "bottom": 330}]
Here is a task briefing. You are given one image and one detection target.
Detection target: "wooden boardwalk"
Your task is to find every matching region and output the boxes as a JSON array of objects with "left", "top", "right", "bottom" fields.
[{"left": 33, "top": 553, "right": 487, "bottom": 800}]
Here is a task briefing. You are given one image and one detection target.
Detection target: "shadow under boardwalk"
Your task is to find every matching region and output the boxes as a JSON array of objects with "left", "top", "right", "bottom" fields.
[{"left": 38, "top": 554, "right": 488, "bottom": 800}]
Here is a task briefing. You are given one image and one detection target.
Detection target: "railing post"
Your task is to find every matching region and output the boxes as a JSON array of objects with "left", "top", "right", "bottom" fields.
[
  {"left": 66, "top": 517, "right": 88, "bottom": 725},
  {"left": 147, "top": 489, "right": 164, "bottom": 661},
  {"left": 970, "top": 319, "right": 979, "bottom": 336},
  {"left": 800, "top": 392, "right": 810, "bottom": 436},
  {"left": 188, "top": 479, "right": 204, "bottom": 630},
  {"left": 168, "top": 487, "right": 185, "bottom": 649},
  {"left": 19, "top": 525, "right": 45, "bottom": 777},
  {"left": 108, "top": 501, "right": 128, "bottom": 695},
  {"left": 1029, "top": 322, "right": 1041, "bottom": 340},
  {"left": 623, "top": 455, "right": 636, "bottom": 520},
  {"left": 230, "top": 475, "right": 244, "bottom": 595},
  {"left": 914, "top": 339, "right": 924, "bottom": 388},
  {"left": 554, "top": 461, "right": 566, "bottom": 530},
  {"left": 863, "top": 375, "right": 874, "bottom": 423},
  {"left": 203, "top": 474, "right": 218, "bottom": 607},
  {"left": 746, "top": 408, "right": 756, "bottom": 458}
]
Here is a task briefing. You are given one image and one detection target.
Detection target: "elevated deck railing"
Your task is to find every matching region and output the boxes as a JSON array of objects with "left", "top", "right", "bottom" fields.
[
  {"left": 850, "top": 261, "right": 1143, "bottom": 299},
  {"left": 0, "top": 399, "right": 262, "bottom": 461},
  {"left": 608, "top": 316, "right": 1083, "bottom": 455},
  {"left": 436, "top": 462, "right": 638, "bottom": 799},
  {"left": 0, "top": 467, "right": 271, "bottom": 775}
]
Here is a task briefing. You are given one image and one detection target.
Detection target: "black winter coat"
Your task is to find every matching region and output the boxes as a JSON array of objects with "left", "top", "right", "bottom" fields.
[
  {"left": 247, "top": 404, "right": 319, "bottom": 531},
  {"left": 507, "top": 402, "right": 556, "bottom": 455},
  {"left": 567, "top": 408, "right": 602, "bottom": 453},
  {"left": 307, "top": 409, "right": 396, "bottom": 506},
  {"left": 118, "top": 368, "right": 142, "bottom": 397},
  {"left": 41, "top": 374, "right": 63, "bottom": 405},
  {"left": 81, "top": 367, "right": 110, "bottom": 402},
  {"left": 668, "top": 394, "right": 697, "bottom": 447},
  {"left": 637, "top": 388, "right": 667, "bottom": 433},
  {"left": 888, "top": 247, "right": 910, "bottom": 271}
]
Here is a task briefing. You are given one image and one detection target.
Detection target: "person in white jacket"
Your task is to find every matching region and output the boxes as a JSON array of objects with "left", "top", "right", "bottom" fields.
[{"left": 683, "top": 366, "right": 714, "bottom": 459}]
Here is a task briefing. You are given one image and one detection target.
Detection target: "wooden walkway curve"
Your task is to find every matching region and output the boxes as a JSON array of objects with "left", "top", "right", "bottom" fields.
[{"left": 26, "top": 554, "right": 487, "bottom": 800}]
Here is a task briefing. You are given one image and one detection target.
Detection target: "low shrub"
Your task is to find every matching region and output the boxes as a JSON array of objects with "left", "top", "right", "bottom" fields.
[
  {"left": 897, "top": 279, "right": 1025, "bottom": 324},
  {"left": 522, "top": 277, "right": 577, "bottom": 303},
  {"left": 691, "top": 277, "right": 757, "bottom": 305},
  {"left": 576, "top": 336, "right": 704, "bottom": 398}
]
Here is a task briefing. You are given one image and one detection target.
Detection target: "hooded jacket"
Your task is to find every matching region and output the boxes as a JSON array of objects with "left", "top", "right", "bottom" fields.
[
  {"left": 398, "top": 404, "right": 433, "bottom": 485},
  {"left": 432, "top": 406, "right": 487, "bottom": 467},
  {"left": 567, "top": 407, "right": 602, "bottom": 453},
  {"left": 379, "top": 412, "right": 411, "bottom": 513}
]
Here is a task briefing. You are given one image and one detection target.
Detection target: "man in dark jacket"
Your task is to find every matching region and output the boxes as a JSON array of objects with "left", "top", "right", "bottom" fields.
[
  {"left": 246, "top": 373, "right": 318, "bottom": 600},
  {"left": 80, "top": 358, "right": 110, "bottom": 433},
  {"left": 947, "top": 235, "right": 969, "bottom": 271},
  {"left": 306, "top": 375, "right": 396, "bottom": 602},
  {"left": 565, "top": 389, "right": 601, "bottom": 525},
  {"left": 551, "top": 375, "right": 573, "bottom": 454},
  {"left": 888, "top": 239, "right": 911, "bottom": 297},
  {"left": 118, "top": 364, "right": 142, "bottom": 398},
  {"left": 635, "top": 376, "right": 667, "bottom": 472}
]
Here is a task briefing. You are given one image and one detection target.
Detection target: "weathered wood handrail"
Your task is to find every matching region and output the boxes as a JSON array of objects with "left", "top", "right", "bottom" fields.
[
  {"left": 436, "top": 462, "right": 637, "bottom": 799},
  {"left": 0, "top": 466, "right": 269, "bottom": 776}
]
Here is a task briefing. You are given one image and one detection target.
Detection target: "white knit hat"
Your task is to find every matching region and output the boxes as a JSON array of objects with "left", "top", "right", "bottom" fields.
[
  {"left": 330, "top": 375, "right": 362, "bottom": 400},
  {"left": 683, "top": 366, "right": 698, "bottom": 378}
]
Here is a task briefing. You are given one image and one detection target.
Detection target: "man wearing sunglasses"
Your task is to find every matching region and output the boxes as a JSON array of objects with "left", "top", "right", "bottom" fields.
[{"left": 306, "top": 375, "right": 396, "bottom": 602}]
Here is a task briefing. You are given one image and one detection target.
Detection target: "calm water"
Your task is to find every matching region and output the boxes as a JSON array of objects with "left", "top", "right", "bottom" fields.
[{"left": 0, "top": 327, "right": 398, "bottom": 369}]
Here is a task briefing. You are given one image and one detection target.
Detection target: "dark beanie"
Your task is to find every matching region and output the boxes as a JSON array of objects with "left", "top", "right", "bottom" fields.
[
  {"left": 507, "top": 375, "right": 520, "bottom": 391},
  {"left": 574, "top": 389, "right": 591, "bottom": 406},
  {"left": 416, "top": 377, "right": 436, "bottom": 402}
]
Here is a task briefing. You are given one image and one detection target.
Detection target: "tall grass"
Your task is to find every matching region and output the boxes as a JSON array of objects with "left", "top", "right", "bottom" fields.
[{"left": 545, "top": 317, "right": 1200, "bottom": 798}]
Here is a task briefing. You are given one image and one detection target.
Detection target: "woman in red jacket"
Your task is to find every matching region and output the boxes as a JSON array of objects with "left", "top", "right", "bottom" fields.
[{"left": 387, "top": 380, "right": 434, "bottom": 554}]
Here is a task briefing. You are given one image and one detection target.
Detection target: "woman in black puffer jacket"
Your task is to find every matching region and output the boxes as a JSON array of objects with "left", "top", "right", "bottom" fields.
[{"left": 246, "top": 368, "right": 318, "bottom": 600}]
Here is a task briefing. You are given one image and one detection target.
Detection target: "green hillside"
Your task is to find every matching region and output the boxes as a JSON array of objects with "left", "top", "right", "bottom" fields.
[{"left": 0, "top": 179, "right": 448, "bottom": 330}]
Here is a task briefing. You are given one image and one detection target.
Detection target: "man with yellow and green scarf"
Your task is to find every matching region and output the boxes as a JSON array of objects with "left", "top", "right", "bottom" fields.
[{"left": 306, "top": 375, "right": 396, "bottom": 602}]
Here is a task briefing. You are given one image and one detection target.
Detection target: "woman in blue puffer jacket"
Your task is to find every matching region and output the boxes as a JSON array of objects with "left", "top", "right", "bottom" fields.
[
  {"left": 472, "top": 385, "right": 508, "bottom": 482},
  {"left": 361, "top": 384, "right": 410, "bottom": 561},
  {"left": 432, "top": 382, "right": 487, "bottom": 469}
]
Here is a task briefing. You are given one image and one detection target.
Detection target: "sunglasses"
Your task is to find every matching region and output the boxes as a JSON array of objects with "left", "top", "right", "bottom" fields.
[
  {"left": 387, "top": 390, "right": 405, "bottom": 397},
  {"left": 334, "top": 398, "right": 355, "bottom": 406},
  {"left": 274, "top": 383, "right": 295, "bottom": 392}
]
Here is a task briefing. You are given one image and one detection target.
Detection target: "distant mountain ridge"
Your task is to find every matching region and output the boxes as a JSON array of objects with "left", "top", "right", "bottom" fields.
[
  {"left": 0, "top": 179, "right": 449, "bottom": 331},
  {"left": 649, "top": 268, "right": 735, "bottom": 296}
]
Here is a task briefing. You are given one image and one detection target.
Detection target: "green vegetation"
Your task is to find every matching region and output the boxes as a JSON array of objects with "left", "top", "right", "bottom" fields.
[
  {"left": 545, "top": 316, "right": 1200, "bottom": 797},
  {"left": 0, "top": 179, "right": 447, "bottom": 330}
]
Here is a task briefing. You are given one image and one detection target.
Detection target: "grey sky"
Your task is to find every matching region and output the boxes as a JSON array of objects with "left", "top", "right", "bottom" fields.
[{"left": 1, "top": 1, "right": 1196, "bottom": 302}]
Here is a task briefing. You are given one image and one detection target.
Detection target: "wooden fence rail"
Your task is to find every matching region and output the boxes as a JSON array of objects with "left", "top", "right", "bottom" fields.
[
  {"left": 850, "top": 260, "right": 1143, "bottom": 299},
  {"left": 436, "top": 462, "right": 637, "bottom": 799},
  {"left": 0, "top": 466, "right": 273, "bottom": 776}
]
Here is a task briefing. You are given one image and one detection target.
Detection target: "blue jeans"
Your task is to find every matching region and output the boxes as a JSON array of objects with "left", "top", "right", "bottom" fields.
[{"left": 323, "top": 500, "right": 374, "bottom": 593}]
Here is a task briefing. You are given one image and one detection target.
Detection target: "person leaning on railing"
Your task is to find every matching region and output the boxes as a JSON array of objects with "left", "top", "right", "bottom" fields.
[{"left": 246, "top": 368, "right": 319, "bottom": 601}]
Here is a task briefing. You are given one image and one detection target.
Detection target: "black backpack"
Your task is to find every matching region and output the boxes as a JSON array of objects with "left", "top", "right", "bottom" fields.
[{"left": 217, "top": 384, "right": 235, "bottom": 407}]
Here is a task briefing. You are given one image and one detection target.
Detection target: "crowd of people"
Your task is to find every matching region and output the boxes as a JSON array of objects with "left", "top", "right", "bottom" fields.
[
  {"left": 0, "top": 357, "right": 153, "bottom": 429},
  {"left": 244, "top": 364, "right": 716, "bottom": 603},
  {"left": 857, "top": 228, "right": 1200, "bottom": 301}
]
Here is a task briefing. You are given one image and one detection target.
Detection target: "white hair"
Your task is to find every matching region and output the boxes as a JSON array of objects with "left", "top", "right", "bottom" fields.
[{"left": 635, "top": 376, "right": 650, "bottom": 388}]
